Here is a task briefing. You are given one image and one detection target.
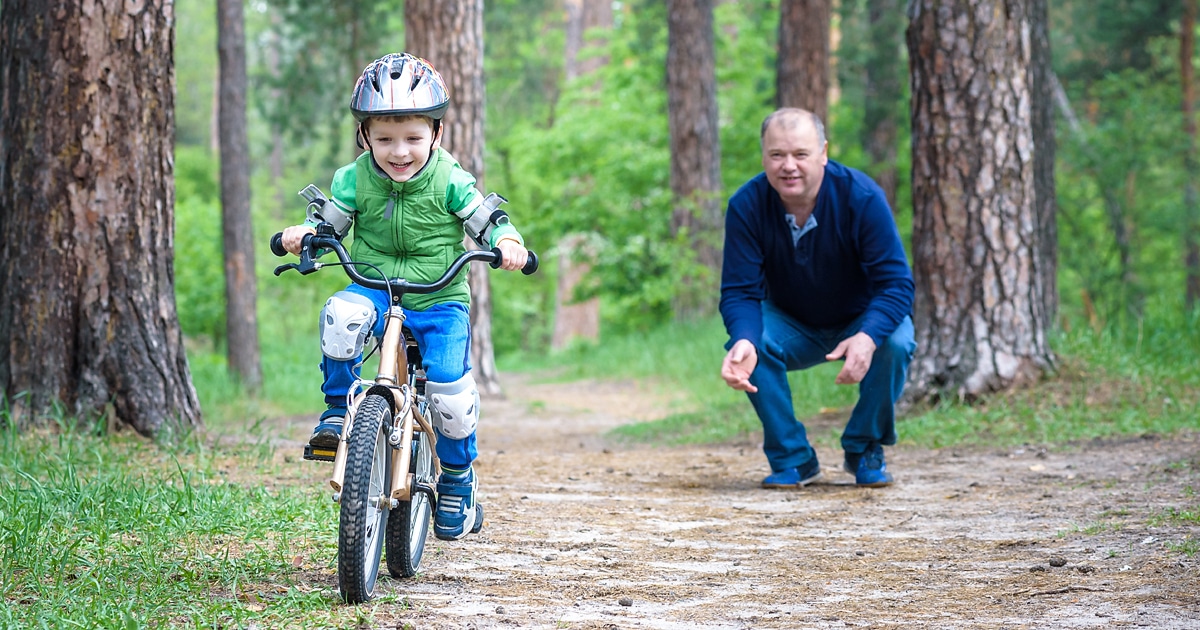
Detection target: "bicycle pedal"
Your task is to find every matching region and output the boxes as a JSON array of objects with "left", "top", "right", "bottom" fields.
[{"left": 303, "top": 444, "right": 337, "bottom": 462}]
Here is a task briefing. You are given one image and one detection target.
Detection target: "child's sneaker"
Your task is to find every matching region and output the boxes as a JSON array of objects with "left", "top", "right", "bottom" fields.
[
  {"left": 308, "top": 407, "right": 346, "bottom": 450},
  {"left": 434, "top": 466, "right": 483, "bottom": 541}
]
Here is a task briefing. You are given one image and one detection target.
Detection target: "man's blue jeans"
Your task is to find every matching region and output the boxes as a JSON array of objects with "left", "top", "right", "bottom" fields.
[
  {"left": 745, "top": 301, "right": 916, "bottom": 473},
  {"left": 320, "top": 283, "right": 477, "bottom": 468}
]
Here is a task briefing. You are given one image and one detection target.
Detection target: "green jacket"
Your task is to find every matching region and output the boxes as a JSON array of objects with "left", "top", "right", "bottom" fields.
[{"left": 325, "top": 149, "right": 522, "bottom": 310}]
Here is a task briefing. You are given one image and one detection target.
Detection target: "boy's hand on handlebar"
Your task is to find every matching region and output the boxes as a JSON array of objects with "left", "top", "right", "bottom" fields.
[
  {"left": 281, "top": 225, "right": 317, "bottom": 255},
  {"left": 495, "top": 238, "right": 528, "bottom": 272}
]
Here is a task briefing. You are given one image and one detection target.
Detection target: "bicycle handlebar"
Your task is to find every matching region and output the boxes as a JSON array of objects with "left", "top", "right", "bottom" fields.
[{"left": 269, "top": 225, "right": 538, "bottom": 295}]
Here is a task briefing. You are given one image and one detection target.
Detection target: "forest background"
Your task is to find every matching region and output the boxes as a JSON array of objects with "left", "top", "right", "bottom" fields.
[
  {"left": 171, "top": 0, "right": 1197, "bottom": 435},
  {"left": 2, "top": 1, "right": 1198, "bottom": 626}
]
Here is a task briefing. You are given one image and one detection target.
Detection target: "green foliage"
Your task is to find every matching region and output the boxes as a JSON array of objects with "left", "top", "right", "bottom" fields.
[
  {"left": 1052, "top": 0, "right": 1182, "bottom": 83},
  {"left": 175, "top": 0, "right": 217, "bottom": 147},
  {"left": 248, "top": 0, "right": 404, "bottom": 177},
  {"left": 174, "top": 147, "right": 226, "bottom": 342},
  {"left": 486, "top": 0, "right": 787, "bottom": 336},
  {"left": 1056, "top": 37, "right": 1189, "bottom": 324}
]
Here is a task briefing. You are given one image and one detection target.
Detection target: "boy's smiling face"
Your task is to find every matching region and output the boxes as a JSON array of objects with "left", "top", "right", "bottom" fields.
[{"left": 365, "top": 117, "right": 439, "bottom": 183}]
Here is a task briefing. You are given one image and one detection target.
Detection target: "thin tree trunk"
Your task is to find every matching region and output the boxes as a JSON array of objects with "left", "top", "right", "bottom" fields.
[
  {"left": 1183, "top": 0, "right": 1200, "bottom": 310},
  {"left": 218, "top": 0, "right": 263, "bottom": 393},
  {"left": 777, "top": 0, "right": 831, "bottom": 122},
  {"left": 906, "top": 0, "right": 1054, "bottom": 402},
  {"left": 0, "top": 0, "right": 200, "bottom": 435},
  {"left": 667, "top": 0, "right": 723, "bottom": 320},
  {"left": 405, "top": 0, "right": 505, "bottom": 395},
  {"left": 1029, "top": 0, "right": 1058, "bottom": 326},
  {"left": 861, "top": 0, "right": 903, "bottom": 210}
]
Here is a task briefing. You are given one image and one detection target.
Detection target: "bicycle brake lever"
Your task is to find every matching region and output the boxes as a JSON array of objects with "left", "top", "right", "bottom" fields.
[{"left": 274, "top": 251, "right": 323, "bottom": 276}]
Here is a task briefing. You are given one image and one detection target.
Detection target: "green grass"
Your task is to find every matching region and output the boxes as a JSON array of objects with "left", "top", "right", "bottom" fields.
[
  {"left": 498, "top": 307, "right": 1200, "bottom": 451},
  {"left": 0, "top": 419, "right": 408, "bottom": 629}
]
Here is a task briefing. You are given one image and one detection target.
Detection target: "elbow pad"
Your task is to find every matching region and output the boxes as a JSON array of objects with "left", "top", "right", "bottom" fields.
[
  {"left": 455, "top": 192, "right": 511, "bottom": 249},
  {"left": 299, "top": 184, "right": 353, "bottom": 239}
]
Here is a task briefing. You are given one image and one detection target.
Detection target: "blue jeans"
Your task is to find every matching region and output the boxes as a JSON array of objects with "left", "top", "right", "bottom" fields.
[
  {"left": 320, "top": 283, "right": 477, "bottom": 468},
  {"left": 744, "top": 302, "right": 916, "bottom": 472}
]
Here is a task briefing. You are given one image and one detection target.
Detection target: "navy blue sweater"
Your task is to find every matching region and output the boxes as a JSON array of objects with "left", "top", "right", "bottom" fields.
[{"left": 719, "top": 160, "right": 914, "bottom": 350}]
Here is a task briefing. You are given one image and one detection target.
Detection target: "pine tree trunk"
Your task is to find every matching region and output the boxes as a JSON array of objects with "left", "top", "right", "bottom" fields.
[
  {"left": 1183, "top": 0, "right": 1200, "bottom": 311},
  {"left": 1029, "top": 0, "right": 1058, "bottom": 326},
  {"left": 777, "top": 0, "right": 831, "bottom": 122},
  {"left": 667, "top": 0, "right": 723, "bottom": 320},
  {"left": 0, "top": 0, "right": 201, "bottom": 435},
  {"left": 906, "top": 0, "right": 1054, "bottom": 402},
  {"left": 861, "top": 0, "right": 904, "bottom": 211},
  {"left": 218, "top": 0, "right": 263, "bottom": 393},
  {"left": 405, "top": 0, "right": 505, "bottom": 395}
]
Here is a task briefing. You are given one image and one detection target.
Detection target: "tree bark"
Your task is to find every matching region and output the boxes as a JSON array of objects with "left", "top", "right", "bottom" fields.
[
  {"left": 861, "top": 0, "right": 904, "bottom": 210},
  {"left": 1029, "top": 0, "right": 1058, "bottom": 326},
  {"left": 0, "top": 0, "right": 201, "bottom": 435},
  {"left": 405, "top": 0, "right": 505, "bottom": 395},
  {"left": 218, "top": 0, "right": 263, "bottom": 393},
  {"left": 906, "top": 0, "right": 1054, "bottom": 402},
  {"left": 667, "top": 0, "right": 723, "bottom": 320},
  {"left": 777, "top": 0, "right": 831, "bottom": 122},
  {"left": 1183, "top": 0, "right": 1200, "bottom": 310}
]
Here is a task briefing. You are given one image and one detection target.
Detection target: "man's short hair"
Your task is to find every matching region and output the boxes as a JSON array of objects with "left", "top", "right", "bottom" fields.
[{"left": 760, "top": 108, "right": 826, "bottom": 146}]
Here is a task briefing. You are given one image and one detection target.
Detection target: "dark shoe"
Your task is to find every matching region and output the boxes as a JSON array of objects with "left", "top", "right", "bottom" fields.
[
  {"left": 761, "top": 458, "right": 822, "bottom": 489},
  {"left": 308, "top": 407, "right": 346, "bottom": 450},
  {"left": 853, "top": 445, "right": 894, "bottom": 488},
  {"left": 843, "top": 451, "right": 862, "bottom": 475},
  {"left": 434, "top": 467, "right": 481, "bottom": 540}
]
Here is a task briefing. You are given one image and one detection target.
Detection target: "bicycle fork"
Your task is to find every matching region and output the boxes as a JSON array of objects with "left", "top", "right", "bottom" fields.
[{"left": 325, "top": 306, "right": 437, "bottom": 505}]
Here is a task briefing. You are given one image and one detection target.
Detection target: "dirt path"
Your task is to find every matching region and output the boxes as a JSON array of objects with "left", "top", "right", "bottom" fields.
[{"left": 280, "top": 374, "right": 1199, "bottom": 629}]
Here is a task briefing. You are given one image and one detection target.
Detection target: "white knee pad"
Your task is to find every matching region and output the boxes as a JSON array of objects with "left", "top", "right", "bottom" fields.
[
  {"left": 426, "top": 373, "right": 479, "bottom": 440},
  {"left": 320, "top": 291, "right": 376, "bottom": 360}
]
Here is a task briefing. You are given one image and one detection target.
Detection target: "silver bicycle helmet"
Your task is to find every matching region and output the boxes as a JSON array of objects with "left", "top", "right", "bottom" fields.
[{"left": 349, "top": 53, "right": 450, "bottom": 122}]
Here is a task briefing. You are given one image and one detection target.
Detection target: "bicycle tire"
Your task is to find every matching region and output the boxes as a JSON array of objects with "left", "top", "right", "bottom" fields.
[
  {"left": 337, "top": 394, "right": 392, "bottom": 604},
  {"left": 385, "top": 402, "right": 435, "bottom": 578}
]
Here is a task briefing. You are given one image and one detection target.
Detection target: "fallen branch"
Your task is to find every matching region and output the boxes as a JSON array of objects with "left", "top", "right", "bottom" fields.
[{"left": 1029, "top": 585, "right": 1111, "bottom": 596}]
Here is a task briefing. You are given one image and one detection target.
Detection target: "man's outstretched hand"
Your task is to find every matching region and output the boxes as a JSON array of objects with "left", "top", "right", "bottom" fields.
[
  {"left": 721, "top": 339, "right": 759, "bottom": 393},
  {"left": 826, "top": 332, "right": 877, "bottom": 384}
]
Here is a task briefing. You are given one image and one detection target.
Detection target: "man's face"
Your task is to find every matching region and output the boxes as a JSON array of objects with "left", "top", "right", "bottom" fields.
[
  {"left": 761, "top": 115, "right": 828, "bottom": 208},
  {"left": 366, "top": 118, "right": 438, "bottom": 183}
]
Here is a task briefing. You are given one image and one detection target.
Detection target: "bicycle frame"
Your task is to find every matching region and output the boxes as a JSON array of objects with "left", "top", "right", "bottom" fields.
[{"left": 327, "top": 304, "right": 439, "bottom": 503}]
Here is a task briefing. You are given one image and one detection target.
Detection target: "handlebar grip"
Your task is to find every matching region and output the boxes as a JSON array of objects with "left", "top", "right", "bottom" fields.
[
  {"left": 489, "top": 248, "right": 540, "bottom": 275},
  {"left": 270, "top": 232, "right": 287, "bottom": 257}
]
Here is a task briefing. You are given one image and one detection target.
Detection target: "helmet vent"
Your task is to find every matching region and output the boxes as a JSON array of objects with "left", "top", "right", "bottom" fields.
[{"left": 390, "top": 56, "right": 404, "bottom": 80}]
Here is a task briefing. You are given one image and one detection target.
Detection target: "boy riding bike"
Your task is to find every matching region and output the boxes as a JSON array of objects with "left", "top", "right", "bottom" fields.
[{"left": 278, "top": 52, "right": 529, "bottom": 541}]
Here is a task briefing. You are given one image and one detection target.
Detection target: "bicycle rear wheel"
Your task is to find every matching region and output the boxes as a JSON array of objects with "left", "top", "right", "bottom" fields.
[
  {"left": 386, "top": 402, "right": 434, "bottom": 578},
  {"left": 337, "top": 394, "right": 392, "bottom": 603}
]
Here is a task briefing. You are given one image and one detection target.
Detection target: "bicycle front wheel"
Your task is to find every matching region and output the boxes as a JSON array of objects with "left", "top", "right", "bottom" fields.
[
  {"left": 337, "top": 394, "right": 392, "bottom": 604},
  {"left": 386, "top": 404, "right": 434, "bottom": 578}
]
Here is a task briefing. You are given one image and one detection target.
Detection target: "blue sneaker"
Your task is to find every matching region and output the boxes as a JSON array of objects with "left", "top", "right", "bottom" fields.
[
  {"left": 434, "top": 467, "right": 483, "bottom": 541},
  {"left": 761, "top": 457, "right": 822, "bottom": 489},
  {"left": 850, "top": 445, "right": 894, "bottom": 487},
  {"left": 308, "top": 407, "right": 345, "bottom": 450}
]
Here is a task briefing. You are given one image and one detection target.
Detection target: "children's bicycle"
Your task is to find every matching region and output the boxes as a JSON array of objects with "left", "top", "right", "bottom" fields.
[{"left": 270, "top": 221, "right": 537, "bottom": 604}]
